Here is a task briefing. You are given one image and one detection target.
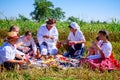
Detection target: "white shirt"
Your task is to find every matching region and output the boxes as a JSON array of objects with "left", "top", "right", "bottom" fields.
[
  {"left": 17, "top": 35, "right": 37, "bottom": 52},
  {"left": 68, "top": 30, "right": 85, "bottom": 48},
  {"left": 87, "top": 40, "right": 112, "bottom": 59},
  {"left": 0, "top": 42, "right": 17, "bottom": 64},
  {"left": 37, "top": 24, "right": 58, "bottom": 48}
]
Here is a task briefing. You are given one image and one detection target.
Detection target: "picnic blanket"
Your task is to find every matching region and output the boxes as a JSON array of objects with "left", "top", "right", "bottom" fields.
[{"left": 28, "top": 55, "right": 80, "bottom": 69}]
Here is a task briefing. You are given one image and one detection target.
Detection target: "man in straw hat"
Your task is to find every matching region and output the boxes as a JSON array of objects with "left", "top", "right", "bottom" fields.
[{"left": 0, "top": 32, "right": 27, "bottom": 70}]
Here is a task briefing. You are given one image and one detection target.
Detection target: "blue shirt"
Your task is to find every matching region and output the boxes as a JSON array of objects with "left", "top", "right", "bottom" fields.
[{"left": 0, "top": 42, "right": 17, "bottom": 64}]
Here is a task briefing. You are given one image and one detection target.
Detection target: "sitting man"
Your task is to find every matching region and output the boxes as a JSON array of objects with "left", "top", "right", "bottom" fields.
[
  {"left": 0, "top": 32, "right": 27, "bottom": 70},
  {"left": 37, "top": 18, "right": 58, "bottom": 56}
]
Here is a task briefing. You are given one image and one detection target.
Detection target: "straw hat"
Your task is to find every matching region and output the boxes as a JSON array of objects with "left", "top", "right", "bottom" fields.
[{"left": 7, "top": 31, "right": 19, "bottom": 41}]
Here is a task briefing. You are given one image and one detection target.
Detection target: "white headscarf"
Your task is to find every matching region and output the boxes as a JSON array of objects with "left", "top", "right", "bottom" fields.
[{"left": 70, "top": 22, "right": 80, "bottom": 30}]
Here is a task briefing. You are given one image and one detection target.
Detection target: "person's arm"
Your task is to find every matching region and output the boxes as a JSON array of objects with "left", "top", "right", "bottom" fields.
[
  {"left": 93, "top": 42, "right": 105, "bottom": 58},
  {"left": 48, "top": 36, "right": 55, "bottom": 40},
  {"left": 71, "top": 40, "right": 86, "bottom": 44},
  {"left": 16, "top": 37, "right": 24, "bottom": 50},
  {"left": 54, "top": 27, "right": 58, "bottom": 41},
  {"left": 3, "top": 48, "right": 26, "bottom": 65},
  {"left": 7, "top": 59, "right": 26, "bottom": 65},
  {"left": 15, "top": 53, "right": 29, "bottom": 61},
  {"left": 96, "top": 45, "right": 105, "bottom": 58},
  {"left": 60, "top": 40, "right": 69, "bottom": 45},
  {"left": 15, "top": 42, "right": 23, "bottom": 48},
  {"left": 37, "top": 26, "right": 44, "bottom": 45},
  {"left": 49, "top": 27, "right": 58, "bottom": 41},
  {"left": 68, "top": 31, "right": 86, "bottom": 46},
  {"left": 31, "top": 37, "right": 37, "bottom": 55},
  {"left": 15, "top": 54, "right": 23, "bottom": 60},
  {"left": 75, "top": 31, "right": 86, "bottom": 44},
  {"left": 97, "top": 42, "right": 112, "bottom": 59}
]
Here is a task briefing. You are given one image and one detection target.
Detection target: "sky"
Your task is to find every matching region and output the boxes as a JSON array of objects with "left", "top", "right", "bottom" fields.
[{"left": 0, "top": 0, "right": 120, "bottom": 22}]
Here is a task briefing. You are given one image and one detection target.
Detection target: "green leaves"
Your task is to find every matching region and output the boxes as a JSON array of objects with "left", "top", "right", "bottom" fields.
[{"left": 30, "top": 0, "right": 65, "bottom": 22}]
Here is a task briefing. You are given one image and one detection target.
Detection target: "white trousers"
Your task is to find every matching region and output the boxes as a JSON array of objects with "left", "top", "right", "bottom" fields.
[{"left": 40, "top": 44, "right": 58, "bottom": 55}]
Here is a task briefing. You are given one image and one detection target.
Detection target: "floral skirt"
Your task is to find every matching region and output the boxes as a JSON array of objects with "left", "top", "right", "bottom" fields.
[{"left": 80, "top": 58, "right": 120, "bottom": 71}]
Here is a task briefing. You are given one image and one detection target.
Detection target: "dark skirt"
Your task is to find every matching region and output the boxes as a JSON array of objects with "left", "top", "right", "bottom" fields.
[
  {"left": 3, "top": 57, "right": 22, "bottom": 70},
  {"left": 3, "top": 62, "right": 17, "bottom": 70}
]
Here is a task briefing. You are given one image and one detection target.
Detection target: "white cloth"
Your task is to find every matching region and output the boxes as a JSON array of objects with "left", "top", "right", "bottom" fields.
[
  {"left": 0, "top": 42, "right": 17, "bottom": 64},
  {"left": 16, "top": 49, "right": 25, "bottom": 55},
  {"left": 17, "top": 35, "right": 37, "bottom": 53},
  {"left": 37, "top": 24, "right": 58, "bottom": 55},
  {"left": 87, "top": 40, "right": 112, "bottom": 59},
  {"left": 40, "top": 44, "right": 58, "bottom": 55},
  {"left": 3, "top": 42, "right": 25, "bottom": 56},
  {"left": 70, "top": 22, "right": 80, "bottom": 30},
  {"left": 68, "top": 30, "right": 85, "bottom": 49}
]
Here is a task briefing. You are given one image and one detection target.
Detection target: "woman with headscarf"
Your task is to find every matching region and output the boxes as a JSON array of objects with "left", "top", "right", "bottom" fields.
[{"left": 62, "top": 22, "right": 86, "bottom": 59}]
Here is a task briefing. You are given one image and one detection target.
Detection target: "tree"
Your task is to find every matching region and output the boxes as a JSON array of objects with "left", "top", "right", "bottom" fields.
[
  {"left": 67, "top": 16, "right": 80, "bottom": 23},
  {"left": 30, "top": 0, "right": 65, "bottom": 21},
  {"left": 67, "top": 16, "right": 86, "bottom": 27},
  {"left": 52, "top": 7, "right": 65, "bottom": 21},
  {"left": 18, "top": 14, "right": 29, "bottom": 21}
]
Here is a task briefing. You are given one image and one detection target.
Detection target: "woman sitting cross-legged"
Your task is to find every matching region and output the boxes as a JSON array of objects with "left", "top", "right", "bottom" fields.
[
  {"left": 60, "top": 22, "right": 86, "bottom": 59},
  {"left": 80, "top": 30, "right": 120, "bottom": 71}
]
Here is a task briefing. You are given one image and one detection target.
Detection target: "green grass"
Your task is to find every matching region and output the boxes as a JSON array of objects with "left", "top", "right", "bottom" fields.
[
  {"left": 1, "top": 67, "right": 120, "bottom": 80},
  {"left": 0, "top": 19, "right": 120, "bottom": 42},
  {"left": 0, "top": 19, "right": 120, "bottom": 80}
]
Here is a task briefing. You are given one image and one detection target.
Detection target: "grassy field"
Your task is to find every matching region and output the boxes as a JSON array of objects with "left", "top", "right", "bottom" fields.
[
  {"left": 0, "top": 19, "right": 120, "bottom": 80},
  {"left": 1, "top": 67, "right": 120, "bottom": 80}
]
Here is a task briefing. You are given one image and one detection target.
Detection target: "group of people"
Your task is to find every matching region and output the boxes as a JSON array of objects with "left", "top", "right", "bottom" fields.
[{"left": 0, "top": 18, "right": 120, "bottom": 71}]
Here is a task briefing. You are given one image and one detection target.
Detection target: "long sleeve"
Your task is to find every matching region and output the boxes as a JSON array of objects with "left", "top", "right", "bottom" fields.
[
  {"left": 17, "top": 37, "right": 24, "bottom": 50},
  {"left": 0, "top": 43, "right": 16, "bottom": 64},
  {"left": 37, "top": 25, "right": 58, "bottom": 48},
  {"left": 52, "top": 27, "right": 58, "bottom": 42},
  {"left": 68, "top": 32, "right": 72, "bottom": 40},
  {"left": 98, "top": 41, "right": 112, "bottom": 58},
  {"left": 37, "top": 25, "right": 44, "bottom": 45},
  {"left": 31, "top": 37, "right": 37, "bottom": 52}
]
